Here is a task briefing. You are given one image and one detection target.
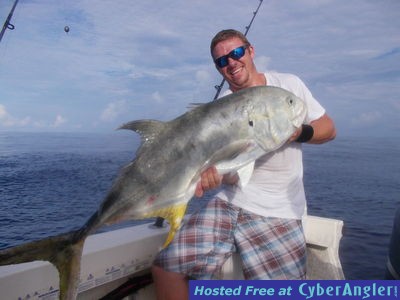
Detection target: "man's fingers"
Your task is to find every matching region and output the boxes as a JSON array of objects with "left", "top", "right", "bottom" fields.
[
  {"left": 195, "top": 182, "right": 204, "bottom": 198},
  {"left": 196, "top": 167, "right": 222, "bottom": 198},
  {"left": 203, "top": 166, "right": 221, "bottom": 189},
  {"left": 210, "top": 166, "right": 222, "bottom": 187}
]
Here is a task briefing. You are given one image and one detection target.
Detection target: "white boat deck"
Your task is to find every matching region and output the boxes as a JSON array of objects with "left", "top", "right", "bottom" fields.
[{"left": 0, "top": 215, "right": 344, "bottom": 299}]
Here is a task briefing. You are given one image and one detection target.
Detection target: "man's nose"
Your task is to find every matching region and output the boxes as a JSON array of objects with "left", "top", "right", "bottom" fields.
[{"left": 227, "top": 56, "right": 237, "bottom": 66}]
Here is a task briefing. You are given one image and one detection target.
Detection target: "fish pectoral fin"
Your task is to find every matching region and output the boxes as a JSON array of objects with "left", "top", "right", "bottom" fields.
[
  {"left": 206, "top": 141, "right": 254, "bottom": 169},
  {"left": 157, "top": 202, "right": 188, "bottom": 248},
  {"left": 236, "top": 161, "right": 255, "bottom": 188}
]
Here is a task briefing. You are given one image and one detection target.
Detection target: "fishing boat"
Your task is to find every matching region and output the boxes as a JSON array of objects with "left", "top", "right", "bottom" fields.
[
  {"left": 0, "top": 1, "right": 345, "bottom": 298},
  {"left": 0, "top": 214, "right": 344, "bottom": 299}
]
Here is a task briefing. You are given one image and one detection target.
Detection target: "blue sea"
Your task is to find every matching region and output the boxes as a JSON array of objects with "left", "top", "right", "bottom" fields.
[{"left": 0, "top": 132, "right": 399, "bottom": 280}]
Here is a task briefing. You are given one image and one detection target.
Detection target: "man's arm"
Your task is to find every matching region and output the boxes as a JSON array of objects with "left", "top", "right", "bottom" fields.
[
  {"left": 291, "top": 113, "right": 336, "bottom": 144},
  {"left": 309, "top": 113, "right": 336, "bottom": 144}
]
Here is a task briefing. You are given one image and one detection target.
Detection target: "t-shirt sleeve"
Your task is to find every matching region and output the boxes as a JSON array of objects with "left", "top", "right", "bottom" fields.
[
  {"left": 295, "top": 76, "right": 325, "bottom": 123},
  {"left": 265, "top": 72, "right": 325, "bottom": 123}
]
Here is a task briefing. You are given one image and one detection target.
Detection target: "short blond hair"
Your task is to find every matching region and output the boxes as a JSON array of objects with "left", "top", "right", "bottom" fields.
[{"left": 210, "top": 29, "right": 251, "bottom": 56}]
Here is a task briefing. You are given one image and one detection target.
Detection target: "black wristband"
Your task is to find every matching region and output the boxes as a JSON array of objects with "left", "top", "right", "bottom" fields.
[{"left": 296, "top": 124, "right": 314, "bottom": 143}]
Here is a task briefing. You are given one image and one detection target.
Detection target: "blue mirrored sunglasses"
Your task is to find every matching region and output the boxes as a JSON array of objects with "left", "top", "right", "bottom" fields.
[{"left": 214, "top": 45, "right": 248, "bottom": 68}]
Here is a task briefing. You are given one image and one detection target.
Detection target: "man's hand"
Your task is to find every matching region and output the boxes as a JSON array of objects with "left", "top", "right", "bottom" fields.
[
  {"left": 195, "top": 166, "right": 222, "bottom": 198},
  {"left": 289, "top": 126, "right": 303, "bottom": 142}
]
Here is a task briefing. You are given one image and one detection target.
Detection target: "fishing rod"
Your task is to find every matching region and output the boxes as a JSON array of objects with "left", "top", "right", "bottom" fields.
[
  {"left": 213, "top": 0, "right": 264, "bottom": 100},
  {"left": 0, "top": 0, "right": 19, "bottom": 44}
]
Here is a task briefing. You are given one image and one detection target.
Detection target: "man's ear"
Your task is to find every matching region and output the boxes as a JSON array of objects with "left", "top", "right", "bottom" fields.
[{"left": 248, "top": 45, "right": 255, "bottom": 59}]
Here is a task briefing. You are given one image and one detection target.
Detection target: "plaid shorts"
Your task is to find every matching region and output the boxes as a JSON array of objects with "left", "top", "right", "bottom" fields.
[{"left": 153, "top": 198, "right": 306, "bottom": 279}]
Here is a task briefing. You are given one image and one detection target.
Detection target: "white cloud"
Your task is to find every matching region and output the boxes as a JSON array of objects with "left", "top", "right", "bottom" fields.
[
  {"left": 352, "top": 111, "right": 382, "bottom": 126},
  {"left": 0, "top": 104, "right": 31, "bottom": 127},
  {"left": 0, "top": 105, "right": 69, "bottom": 130},
  {"left": 53, "top": 115, "right": 67, "bottom": 127},
  {"left": 100, "top": 100, "right": 127, "bottom": 122},
  {"left": 0, "top": 104, "right": 6, "bottom": 119},
  {"left": 195, "top": 70, "right": 212, "bottom": 85},
  {"left": 151, "top": 92, "right": 164, "bottom": 104}
]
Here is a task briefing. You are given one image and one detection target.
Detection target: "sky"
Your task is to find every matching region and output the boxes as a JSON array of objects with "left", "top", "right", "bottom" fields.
[{"left": 0, "top": 0, "right": 399, "bottom": 136}]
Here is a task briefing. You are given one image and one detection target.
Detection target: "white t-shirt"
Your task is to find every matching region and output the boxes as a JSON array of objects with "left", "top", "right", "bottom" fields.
[{"left": 216, "top": 72, "right": 325, "bottom": 219}]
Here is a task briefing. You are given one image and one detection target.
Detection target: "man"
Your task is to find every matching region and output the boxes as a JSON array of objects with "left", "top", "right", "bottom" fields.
[{"left": 152, "top": 29, "right": 336, "bottom": 300}]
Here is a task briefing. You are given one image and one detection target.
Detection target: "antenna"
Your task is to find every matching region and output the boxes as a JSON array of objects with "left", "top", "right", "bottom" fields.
[
  {"left": 0, "top": 0, "right": 20, "bottom": 44},
  {"left": 213, "top": 0, "right": 264, "bottom": 100}
]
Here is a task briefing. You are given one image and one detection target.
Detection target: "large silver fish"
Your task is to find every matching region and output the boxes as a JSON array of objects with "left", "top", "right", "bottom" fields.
[{"left": 0, "top": 86, "right": 306, "bottom": 299}]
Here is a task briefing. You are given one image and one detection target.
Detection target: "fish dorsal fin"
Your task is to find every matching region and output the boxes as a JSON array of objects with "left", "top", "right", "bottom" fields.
[{"left": 119, "top": 119, "right": 165, "bottom": 144}]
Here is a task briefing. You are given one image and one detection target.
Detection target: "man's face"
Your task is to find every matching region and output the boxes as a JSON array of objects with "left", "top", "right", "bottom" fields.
[{"left": 212, "top": 37, "right": 255, "bottom": 91}]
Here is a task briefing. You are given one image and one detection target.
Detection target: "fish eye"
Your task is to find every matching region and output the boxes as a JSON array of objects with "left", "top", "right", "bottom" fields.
[
  {"left": 288, "top": 98, "right": 294, "bottom": 105},
  {"left": 249, "top": 120, "right": 254, "bottom": 127}
]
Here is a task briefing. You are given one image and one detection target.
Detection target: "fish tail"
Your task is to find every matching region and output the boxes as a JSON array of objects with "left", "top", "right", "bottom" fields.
[{"left": 0, "top": 230, "right": 86, "bottom": 300}]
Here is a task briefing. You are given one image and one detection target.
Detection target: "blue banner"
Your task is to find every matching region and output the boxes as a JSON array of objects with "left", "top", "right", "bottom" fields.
[{"left": 189, "top": 280, "right": 399, "bottom": 300}]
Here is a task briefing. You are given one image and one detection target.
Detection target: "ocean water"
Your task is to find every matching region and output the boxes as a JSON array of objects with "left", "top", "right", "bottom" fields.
[{"left": 0, "top": 132, "right": 399, "bottom": 280}]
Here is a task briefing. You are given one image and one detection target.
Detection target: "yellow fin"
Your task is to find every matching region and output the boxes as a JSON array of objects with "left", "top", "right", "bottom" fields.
[
  {"left": 140, "top": 202, "right": 188, "bottom": 248},
  {"left": 162, "top": 202, "right": 188, "bottom": 248}
]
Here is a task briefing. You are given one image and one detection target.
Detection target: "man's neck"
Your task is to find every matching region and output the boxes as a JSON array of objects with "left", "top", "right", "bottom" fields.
[{"left": 230, "top": 72, "right": 266, "bottom": 92}]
